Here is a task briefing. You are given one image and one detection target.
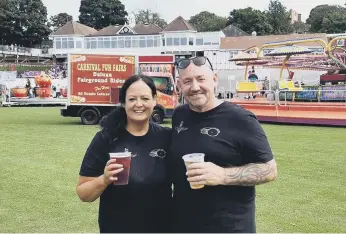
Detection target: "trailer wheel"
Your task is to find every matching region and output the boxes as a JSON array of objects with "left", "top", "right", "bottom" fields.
[
  {"left": 81, "top": 109, "right": 99, "bottom": 125},
  {"left": 151, "top": 109, "right": 164, "bottom": 124}
]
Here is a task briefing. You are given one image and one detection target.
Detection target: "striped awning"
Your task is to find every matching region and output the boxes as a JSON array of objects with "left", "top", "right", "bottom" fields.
[
  {"left": 229, "top": 52, "right": 260, "bottom": 61},
  {"left": 236, "top": 60, "right": 270, "bottom": 66},
  {"left": 261, "top": 64, "right": 338, "bottom": 71},
  {"left": 265, "top": 45, "right": 313, "bottom": 56}
]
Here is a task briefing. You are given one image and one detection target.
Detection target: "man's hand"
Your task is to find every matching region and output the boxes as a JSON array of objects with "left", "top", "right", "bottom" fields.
[
  {"left": 186, "top": 162, "right": 225, "bottom": 187},
  {"left": 186, "top": 159, "right": 277, "bottom": 187}
]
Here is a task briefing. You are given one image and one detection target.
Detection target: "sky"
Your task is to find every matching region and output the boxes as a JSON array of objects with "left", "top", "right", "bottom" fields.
[{"left": 42, "top": 0, "right": 346, "bottom": 23}]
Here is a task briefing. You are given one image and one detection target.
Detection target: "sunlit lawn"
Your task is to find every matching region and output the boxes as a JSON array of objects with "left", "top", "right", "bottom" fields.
[{"left": 0, "top": 107, "right": 345, "bottom": 232}]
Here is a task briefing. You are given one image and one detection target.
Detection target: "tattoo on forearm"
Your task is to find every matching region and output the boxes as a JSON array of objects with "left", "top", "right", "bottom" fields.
[{"left": 224, "top": 162, "right": 276, "bottom": 186}]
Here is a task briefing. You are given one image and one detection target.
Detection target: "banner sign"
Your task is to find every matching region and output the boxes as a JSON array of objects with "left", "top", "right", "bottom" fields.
[{"left": 69, "top": 54, "right": 135, "bottom": 104}]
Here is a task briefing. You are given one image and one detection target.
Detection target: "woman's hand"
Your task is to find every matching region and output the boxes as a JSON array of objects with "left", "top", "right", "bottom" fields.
[{"left": 103, "top": 159, "right": 124, "bottom": 185}]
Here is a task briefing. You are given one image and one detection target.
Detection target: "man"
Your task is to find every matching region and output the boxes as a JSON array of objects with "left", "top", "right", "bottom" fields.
[{"left": 169, "top": 56, "right": 277, "bottom": 233}]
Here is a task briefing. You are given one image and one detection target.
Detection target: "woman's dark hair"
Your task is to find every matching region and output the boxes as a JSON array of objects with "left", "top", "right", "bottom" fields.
[{"left": 100, "top": 74, "right": 157, "bottom": 142}]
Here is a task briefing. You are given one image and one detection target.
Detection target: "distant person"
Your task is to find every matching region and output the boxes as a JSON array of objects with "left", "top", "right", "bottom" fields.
[
  {"left": 264, "top": 77, "right": 270, "bottom": 90},
  {"left": 76, "top": 75, "right": 172, "bottom": 233},
  {"left": 230, "top": 92, "right": 234, "bottom": 99},
  {"left": 261, "top": 77, "right": 269, "bottom": 97},
  {"left": 51, "top": 86, "right": 56, "bottom": 98},
  {"left": 275, "top": 89, "right": 280, "bottom": 101},
  {"left": 25, "top": 78, "right": 31, "bottom": 96},
  {"left": 25, "top": 78, "right": 31, "bottom": 88},
  {"left": 248, "top": 71, "right": 258, "bottom": 82},
  {"left": 33, "top": 87, "right": 38, "bottom": 97},
  {"left": 29, "top": 88, "right": 33, "bottom": 98},
  {"left": 55, "top": 84, "right": 61, "bottom": 98}
]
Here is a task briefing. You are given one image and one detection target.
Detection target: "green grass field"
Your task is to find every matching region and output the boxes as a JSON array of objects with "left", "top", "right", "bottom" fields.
[{"left": 0, "top": 107, "right": 345, "bottom": 232}]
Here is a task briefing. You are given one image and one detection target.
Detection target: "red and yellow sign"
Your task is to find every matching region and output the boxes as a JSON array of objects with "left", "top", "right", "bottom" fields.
[
  {"left": 69, "top": 54, "right": 135, "bottom": 104},
  {"left": 156, "top": 91, "right": 177, "bottom": 109},
  {"left": 141, "top": 70, "right": 177, "bottom": 110},
  {"left": 139, "top": 63, "right": 173, "bottom": 75}
]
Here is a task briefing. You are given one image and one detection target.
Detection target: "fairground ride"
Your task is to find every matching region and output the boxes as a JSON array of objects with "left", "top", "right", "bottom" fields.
[{"left": 230, "top": 35, "right": 346, "bottom": 93}]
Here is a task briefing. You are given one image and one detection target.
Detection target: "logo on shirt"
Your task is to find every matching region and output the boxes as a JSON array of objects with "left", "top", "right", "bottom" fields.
[
  {"left": 124, "top": 148, "right": 138, "bottom": 157},
  {"left": 149, "top": 149, "right": 166, "bottom": 158},
  {"left": 175, "top": 121, "right": 188, "bottom": 134},
  {"left": 200, "top": 127, "right": 220, "bottom": 137}
]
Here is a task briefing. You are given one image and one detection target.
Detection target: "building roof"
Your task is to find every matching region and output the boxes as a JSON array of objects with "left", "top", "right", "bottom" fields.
[
  {"left": 220, "top": 33, "right": 328, "bottom": 50},
  {"left": 222, "top": 24, "right": 249, "bottom": 37},
  {"left": 90, "top": 25, "right": 124, "bottom": 36},
  {"left": 52, "top": 21, "right": 97, "bottom": 36},
  {"left": 88, "top": 23, "right": 162, "bottom": 36},
  {"left": 53, "top": 16, "right": 196, "bottom": 37},
  {"left": 132, "top": 24, "right": 162, "bottom": 34},
  {"left": 162, "top": 16, "right": 196, "bottom": 32}
]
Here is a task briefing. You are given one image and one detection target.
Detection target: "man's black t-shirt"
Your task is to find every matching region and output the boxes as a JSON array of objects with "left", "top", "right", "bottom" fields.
[
  {"left": 169, "top": 102, "right": 274, "bottom": 233},
  {"left": 80, "top": 122, "right": 172, "bottom": 233}
]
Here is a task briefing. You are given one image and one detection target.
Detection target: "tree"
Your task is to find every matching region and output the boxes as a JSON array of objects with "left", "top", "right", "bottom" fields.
[
  {"left": 1, "top": 0, "right": 51, "bottom": 47},
  {"left": 306, "top": 5, "right": 345, "bottom": 33},
  {"left": 266, "top": 0, "right": 292, "bottom": 34},
  {"left": 292, "top": 21, "right": 309, "bottom": 34},
  {"left": 227, "top": 7, "right": 272, "bottom": 35},
  {"left": 320, "top": 11, "right": 346, "bottom": 33},
  {"left": 134, "top": 9, "right": 167, "bottom": 29},
  {"left": 189, "top": 11, "right": 227, "bottom": 32},
  {"left": 50, "top": 13, "right": 73, "bottom": 31},
  {"left": 79, "top": 0, "right": 128, "bottom": 30},
  {"left": 2, "top": 0, "right": 51, "bottom": 47},
  {"left": 18, "top": 0, "right": 51, "bottom": 47},
  {"left": 0, "top": 0, "right": 20, "bottom": 45}
]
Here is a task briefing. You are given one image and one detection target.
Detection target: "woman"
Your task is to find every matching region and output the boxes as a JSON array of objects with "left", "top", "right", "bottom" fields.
[{"left": 76, "top": 75, "right": 172, "bottom": 233}]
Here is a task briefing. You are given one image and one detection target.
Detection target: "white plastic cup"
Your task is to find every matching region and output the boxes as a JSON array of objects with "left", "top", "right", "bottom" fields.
[{"left": 182, "top": 153, "right": 205, "bottom": 189}]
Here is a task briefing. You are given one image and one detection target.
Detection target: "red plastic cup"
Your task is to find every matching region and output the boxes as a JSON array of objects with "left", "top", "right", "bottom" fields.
[{"left": 109, "top": 152, "right": 132, "bottom": 185}]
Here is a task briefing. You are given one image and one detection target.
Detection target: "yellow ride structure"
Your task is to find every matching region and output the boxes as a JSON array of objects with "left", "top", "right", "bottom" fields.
[{"left": 231, "top": 35, "right": 346, "bottom": 93}]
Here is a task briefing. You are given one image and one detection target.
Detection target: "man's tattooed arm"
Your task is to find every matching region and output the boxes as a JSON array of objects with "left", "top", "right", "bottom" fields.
[{"left": 222, "top": 159, "right": 277, "bottom": 186}]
